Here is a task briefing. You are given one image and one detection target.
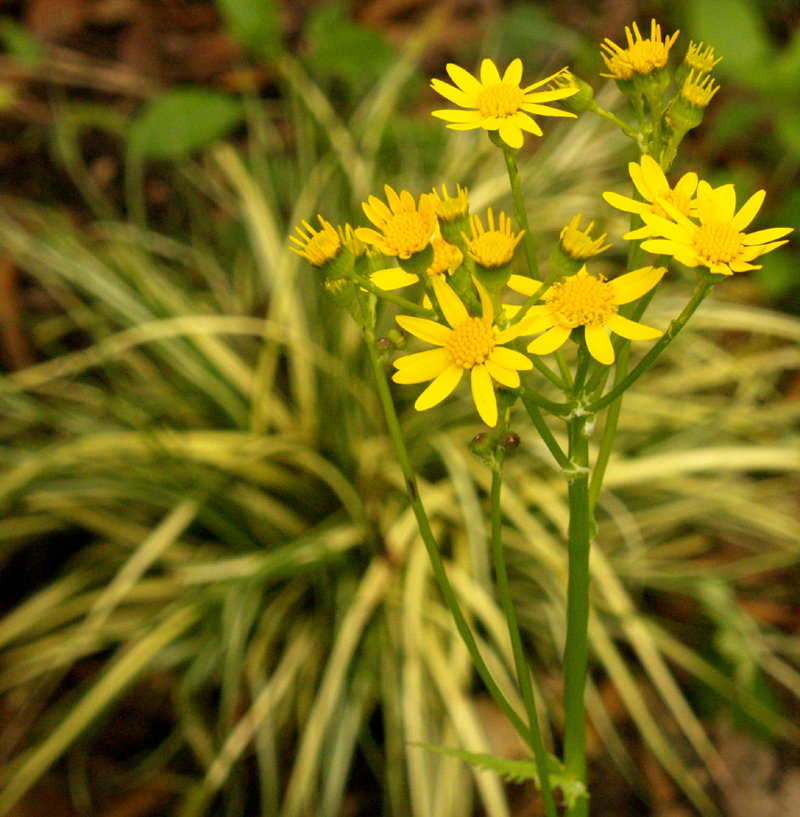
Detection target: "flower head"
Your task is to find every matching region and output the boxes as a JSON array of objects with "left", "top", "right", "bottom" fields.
[
  {"left": 290, "top": 216, "right": 342, "bottom": 267},
  {"left": 427, "top": 236, "right": 463, "bottom": 277},
  {"left": 683, "top": 41, "right": 722, "bottom": 75},
  {"left": 560, "top": 214, "right": 611, "bottom": 260},
  {"left": 431, "top": 58, "right": 578, "bottom": 150},
  {"left": 393, "top": 276, "right": 533, "bottom": 426},
  {"left": 431, "top": 183, "right": 470, "bottom": 223},
  {"left": 463, "top": 209, "right": 524, "bottom": 269},
  {"left": 511, "top": 265, "right": 666, "bottom": 364},
  {"left": 629, "top": 181, "right": 793, "bottom": 276},
  {"left": 604, "top": 155, "right": 698, "bottom": 222},
  {"left": 680, "top": 70, "right": 719, "bottom": 110},
  {"left": 355, "top": 185, "right": 436, "bottom": 260},
  {"left": 601, "top": 20, "right": 679, "bottom": 79}
]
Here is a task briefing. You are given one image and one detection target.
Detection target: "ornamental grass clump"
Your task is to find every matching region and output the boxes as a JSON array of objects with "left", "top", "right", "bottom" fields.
[{"left": 291, "top": 21, "right": 792, "bottom": 817}]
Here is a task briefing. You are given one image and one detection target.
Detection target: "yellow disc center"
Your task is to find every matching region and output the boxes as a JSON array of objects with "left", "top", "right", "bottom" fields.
[
  {"left": 694, "top": 221, "right": 743, "bottom": 264},
  {"left": 476, "top": 83, "right": 524, "bottom": 118},
  {"left": 546, "top": 272, "right": 616, "bottom": 328},
  {"left": 383, "top": 211, "right": 431, "bottom": 256},
  {"left": 427, "top": 238, "right": 457, "bottom": 276},
  {"left": 470, "top": 231, "right": 516, "bottom": 268},
  {"left": 446, "top": 317, "right": 496, "bottom": 369},
  {"left": 627, "top": 40, "right": 669, "bottom": 74}
]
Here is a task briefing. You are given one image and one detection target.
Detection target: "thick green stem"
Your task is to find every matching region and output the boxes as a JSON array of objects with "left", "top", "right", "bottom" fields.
[
  {"left": 491, "top": 409, "right": 558, "bottom": 817},
  {"left": 562, "top": 415, "right": 592, "bottom": 817},
  {"left": 363, "top": 318, "right": 536, "bottom": 748}
]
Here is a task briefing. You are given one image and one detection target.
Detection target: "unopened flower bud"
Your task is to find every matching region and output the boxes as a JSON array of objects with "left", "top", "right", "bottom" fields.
[{"left": 500, "top": 431, "right": 520, "bottom": 451}]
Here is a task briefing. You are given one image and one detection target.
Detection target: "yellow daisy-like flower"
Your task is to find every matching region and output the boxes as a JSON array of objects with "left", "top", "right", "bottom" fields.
[
  {"left": 289, "top": 216, "right": 342, "bottom": 267},
  {"left": 604, "top": 155, "right": 698, "bottom": 222},
  {"left": 630, "top": 181, "right": 793, "bottom": 276},
  {"left": 355, "top": 185, "right": 436, "bottom": 260},
  {"left": 510, "top": 266, "right": 666, "bottom": 365},
  {"left": 431, "top": 58, "right": 578, "bottom": 150},
  {"left": 463, "top": 209, "right": 524, "bottom": 268},
  {"left": 560, "top": 214, "right": 611, "bottom": 260},
  {"left": 601, "top": 20, "right": 679, "bottom": 79},
  {"left": 393, "top": 276, "right": 534, "bottom": 427}
]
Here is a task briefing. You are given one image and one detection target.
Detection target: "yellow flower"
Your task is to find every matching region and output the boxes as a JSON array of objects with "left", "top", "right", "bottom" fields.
[
  {"left": 603, "top": 155, "right": 698, "bottom": 222},
  {"left": 683, "top": 41, "right": 722, "bottom": 75},
  {"left": 511, "top": 266, "right": 666, "bottom": 365},
  {"left": 560, "top": 214, "right": 611, "bottom": 260},
  {"left": 289, "top": 216, "right": 342, "bottom": 267},
  {"left": 463, "top": 209, "right": 524, "bottom": 269},
  {"left": 393, "top": 276, "right": 534, "bottom": 427},
  {"left": 355, "top": 185, "right": 436, "bottom": 260},
  {"left": 680, "top": 70, "right": 719, "bottom": 109},
  {"left": 630, "top": 181, "right": 793, "bottom": 276},
  {"left": 601, "top": 20, "right": 679, "bottom": 79},
  {"left": 431, "top": 183, "right": 470, "bottom": 223},
  {"left": 370, "top": 235, "right": 463, "bottom": 291},
  {"left": 431, "top": 58, "right": 577, "bottom": 150}
]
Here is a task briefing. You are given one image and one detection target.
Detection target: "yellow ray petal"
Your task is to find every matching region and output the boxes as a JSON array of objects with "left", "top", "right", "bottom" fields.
[
  {"left": 384, "top": 185, "right": 402, "bottom": 214},
  {"left": 503, "top": 58, "right": 523, "bottom": 86},
  {"left": 415, "top": 364, "right": 463, "bottom": 411},
  {"left": 395, "top": 315, "right": 451, "bottom": 346},
  {"left": 473, "top": 277, "right": 494, "bottom": 324},
  {"left": 740, "top": 226, "right": 793, "bottom": 245},
  {"left": 392, "top": 348, "right": 450, "bottom": 383},
  {"left": 610, "top": 265, "right": 666, "bottom": 304},
  {"left": 629, "top": 161, "right": 653, "bottom": 202},
  {"left": 431, "top": 109, "right": 484, "bottom": 123},
  {"left": 514, "top": 113, "right": 544, "bottom": 135},
  {"left": 480, "top": 58, "right": 502, "bottom": 86},
  {"left": 430, "top": 78, "right": 476, "bottom": 109},
  {"left": 471, "top": 364, "right": 497, "bottom": 426},
  {"left": 432, "top": 275, "right": 469, "bottom": 328},
  {"left": 731, "top": 190, "right": 765, "bottom": 232},
  {"left": 584, "top": 324, "right": 614, "bottom": 364},
  {"left": 605, "top": 313, "right": 662, "bottom": 340},
  {"left": 489, "top": 346, "right": 533, "bottom": 371},
  {"left": 484, "top": 358, "right": 520, "bottom": 389},
  {"left": 370, "top": 268, "right": 420, "bottom": 290},
  {"left": 603, "top": 191, "right": 651, "bottom": 215},
  {"left": 506, "top": 275, "right": 544, "bottom": 296},
  {"left": 639, "top": 154, "right": 669, "bottom": 197},
  {"left": 527, "top": 323, "right": 571, "bottom": 355},
  {"left": 498, "top": 120, "right": 524, "bottom": 149},
  {"left": 445, "top": 63, "right": 484, "bottom": 97}
]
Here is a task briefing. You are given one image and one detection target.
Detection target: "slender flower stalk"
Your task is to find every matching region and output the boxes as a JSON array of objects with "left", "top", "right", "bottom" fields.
[{"left": 490, "top": 408, "right": 558, "bottom": 817}]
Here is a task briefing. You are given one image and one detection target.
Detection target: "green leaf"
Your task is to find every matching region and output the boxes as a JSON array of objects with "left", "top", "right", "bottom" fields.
[
  {"left": 415, "top": 744, "right": 587, "bottom": 808},
  {"left": 127, "top": 89, "right": 244, "bottom": 161},
  {"left": 215, "top": 0, "right": 280, "bottom": 61}
]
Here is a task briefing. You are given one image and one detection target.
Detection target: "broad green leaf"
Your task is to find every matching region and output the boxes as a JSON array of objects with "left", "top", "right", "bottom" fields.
[
  {"left": 215, "top": 0, "right": 280, "bottom": 61},
  {"left": 127, "top": 89, "right": 244, "bottom": 161},
  {"left": 416, "top": 744, "right": 587, "bottom": 808}
]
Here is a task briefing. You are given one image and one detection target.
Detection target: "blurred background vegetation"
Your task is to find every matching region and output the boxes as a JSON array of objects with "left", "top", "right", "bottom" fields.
[{"left": 0, "top": 1, "right": 798, "bottom": 816}]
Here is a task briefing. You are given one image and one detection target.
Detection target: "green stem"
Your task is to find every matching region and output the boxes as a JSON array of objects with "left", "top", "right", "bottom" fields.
[
  {"left": 588, "top": 277, "right": 715, "bottom": 414},
  {"left": 350, "top": 273, "right": 434, "bottom": 318},
  {"left": 587, "top": 102, "right": 639, "bottom": 140},
  {"left": 363, "top": 316, "right": 535, "bottom": 748},
  {"left": 518, "top": 383, "right": 572, "bottom": 471},
  {"left": 491, "top": 409, "right": 558, "bottom": 817},
  {"left": 493, "top": 135, "right": 540, "bottom": 279},
  {"left": 562, "top": 415, "right": 592, "bottom": 817}
]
